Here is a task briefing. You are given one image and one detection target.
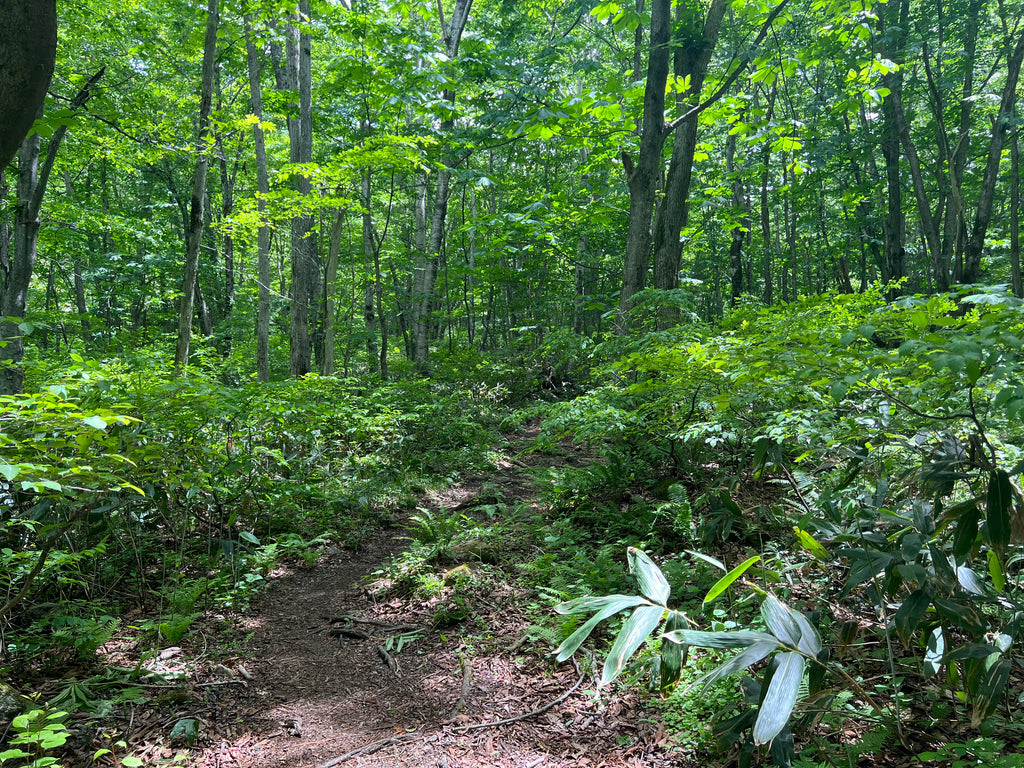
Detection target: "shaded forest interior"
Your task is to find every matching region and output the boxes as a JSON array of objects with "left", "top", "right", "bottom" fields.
[{"left": 5, "top": 0, "right": 1024, "bottom": 765}]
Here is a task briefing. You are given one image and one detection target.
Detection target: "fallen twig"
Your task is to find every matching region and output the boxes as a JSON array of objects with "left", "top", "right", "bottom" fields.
[
  {"left": 376, "top": 644, "right": 400, "bottom": 675},
  {"left": 329, "top": 627, "right": 372, "bottom": 641},
  {"left": 447, "top": 650, "right": 472, "bottom": 718},
  {"left": 323, "top": 615, "right": 419, "bottom": 632},
  {"left": 449, "top": 660, "right": 584, "bottom": 733},
  {"left": 312, "top": 661, "right": 584, "bottom": 768}
]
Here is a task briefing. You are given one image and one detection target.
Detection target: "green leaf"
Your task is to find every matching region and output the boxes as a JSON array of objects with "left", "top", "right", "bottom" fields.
[
  {"left": 664, "top": 629, "right": 779, "bottom": 649},
  {"left": 628, "top": 547, "right": 670, "bottom": 604},
  {"left": 600, "top": 604, "right": 665, "bottom": 686},
  {"left": 82, "top": 415, "right": 108, "bottom": 430},
  {"left": 793, "top": 527, "right": 829, "bottom": 561},
  {"left": 893, "top": 588, "right": 931, "bottom": 645},
  {"left": 971, "top": 658, "right": 1011, "bottom": 728},
  {"left": 169, "top": 717, "right": 199, "bottom": 746},
  {"left": 659, "top": 611, "right": 687, "bottom": 693},
  {"left": 986, "top": 469, "right": 1013, "bottom": 555},
  {"left": 933, "top": 598, "right": 988, "bottom": 635},
  {"left": 553, "top": 596, "right": 648, "bottom": 662},
  {"left": 753, "top": 652, "right": 804, "bottom": 745},
  {"left": 987, "top": 550, "right": 1005, "bottom": 592},
  {"left": 953, "top": 505, "right": 980, "bottom": 562},
  {"left": 761, "top": 594, "right": 800, "bottom": 647},
  {"left": 0, "top": 463, "right": 19, "bottom": 481},
  {"left": 687, "top": 640, "right": 780, "bottom": 692},
  {"left": 703, "top": 555, "right": 760, "bottom": 605}
]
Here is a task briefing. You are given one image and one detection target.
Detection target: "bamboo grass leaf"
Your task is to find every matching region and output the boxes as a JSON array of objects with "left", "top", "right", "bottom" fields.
[
  {"left": 628, "top": 547, "right": 670, "bottom": 605},
  {"left": 703, "top": 555, "right": 760, "bottom": 605},
  {"left": 553, "top": 596, "right": 649, "bottom": 663},
  {"left": 600, "top": 604, "right": 665, "bottom": 686},
  {"left": 753, "top": 652, "right": 804, "bottom": 745}
]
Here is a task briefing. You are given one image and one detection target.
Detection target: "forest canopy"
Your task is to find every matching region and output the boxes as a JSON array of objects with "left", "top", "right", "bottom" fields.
[{"left": 4, "top": 0, "right": 1024, "bottom": 765}]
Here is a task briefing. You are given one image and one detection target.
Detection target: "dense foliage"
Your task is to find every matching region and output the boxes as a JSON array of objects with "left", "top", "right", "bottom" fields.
[{"left": 4, "top": 0, "right": 1024, "bottom": 764}]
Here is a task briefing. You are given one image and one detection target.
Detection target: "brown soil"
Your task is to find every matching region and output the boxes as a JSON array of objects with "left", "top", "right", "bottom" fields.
[{"left": 128, "top": 441, "right": 697, "bottom": 768}]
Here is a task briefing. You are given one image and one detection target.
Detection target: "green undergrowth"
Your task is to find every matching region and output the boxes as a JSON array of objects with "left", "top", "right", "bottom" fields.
[
  {"left": 0, "top": 358, "right": 511, "bottom": 761},
  {"left": 514, "top": 286, "right": 1024, "bottom": 766}
]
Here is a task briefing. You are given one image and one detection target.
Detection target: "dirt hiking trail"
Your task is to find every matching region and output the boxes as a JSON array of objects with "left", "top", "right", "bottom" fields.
[{"left": 183, "top": 435, "right": 688, "bottom": 768}]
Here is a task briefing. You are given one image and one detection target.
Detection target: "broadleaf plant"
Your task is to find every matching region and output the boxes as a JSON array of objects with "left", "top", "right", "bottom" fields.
[{"left": 555, "top": 547, "right": 831, "bottom": 755}]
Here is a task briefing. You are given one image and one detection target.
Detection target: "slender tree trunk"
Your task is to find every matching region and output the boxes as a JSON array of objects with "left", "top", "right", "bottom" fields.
[
  {"left": 877, "top": 0, "right": 908, "bottom": 295},
  {"left": 244, "top": 13, "right": 272, "bottom": 382},
  {"left": 215, "top": 67, "right": 238, "bottom": 324},
  {"left": 466, "top": 185, "right": 477, "bottom": 345},
  {"left": 785, "top": 162, "right": 799, "bottom": 300},
  {"left": 0, "top": 70, "right": 103, "bottom": 393},
  {"left": 891, "top": 89, "right": 943, "bottom": 289},
  {"left": 288, "top": 0, "right": 316, "bottom": 376},
  {"left": 361, "top": 170, "right": 379, "bottom": 373},
  {"left": 321, "top": 209, "right": 343, "bottom": 375},
  {"left": 1012, "top": 125, "right": 1021, "bottom": 298},
  {"left": 173, "top": 0, "right": 218, "bottom": 374},
  {"left": 759, "top": 87, "right": 777, "bottom": 305},
  {"left": 195, "top": 281, "right": 214, "bottom": 337},
  {"left": 962, "top": 28, "right": 1024, "bottom": 283},
  {"left": 726, "top": 130, "right": 747, "bottom": 305},
  {"left": 934, "top": 0, "right": 981, "bottom": 290},
  {"left": 410, "top": 0, "right": 474, "bottom": 374}
]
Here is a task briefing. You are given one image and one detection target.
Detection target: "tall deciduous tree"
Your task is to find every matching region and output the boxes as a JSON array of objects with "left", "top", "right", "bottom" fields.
[
  {"left": 0, "top": 69, "right": 103, "bottom": 394},
  {"left": 410, "top": 0, "right": 474, "bottom": 375},
  {"left": 0, "top": 0, "right": 56, "bottom": 167},
  {"left": 173, "top": 0, "right": 218, "bottom": 373},
  {"left": 244, "top": 12, "right": 272, "bottom": 383}
]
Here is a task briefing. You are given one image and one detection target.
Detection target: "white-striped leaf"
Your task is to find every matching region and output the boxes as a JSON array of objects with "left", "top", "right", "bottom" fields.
[
  {"left": 686, "top": 640, "right": 780, "bottom": 693},
  {"left": 662, "top": 629, "right": 779, "bottom": 649},
  {"left": 753, "top": 652, "right": 804, "bottom": 745},
  {"left": 554, "top": 596, "right": 650, "bottom": 662},
  {"left": 555, "top": 594, "right": 647, "bottom": 616},
  {"left": 761, "top": 594, "right": 801, "bottom": 647},
  {"left": 600, "top": 604, "right": 665, "bottom": 686},
  {"left": 628, "top": 548, "right": 670, "bottom": 605}
]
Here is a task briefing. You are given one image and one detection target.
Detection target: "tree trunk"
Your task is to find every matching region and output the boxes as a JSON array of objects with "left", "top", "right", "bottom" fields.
[
  {"left": 1012, "top": 125, "right": 1021, "bottom": 298},
  {"left": 726, "top": 130, "right": 748, "bottom": 305},
  {"left": 617, "top": 0, "right": 671, "bottom": 332},
  {"left": 0, "top": 0, "right": 56, "bottom": 168},
  {"left": 410, "top": 0, "right": 474, "bottom": 375},
  {"left": 877, "top": 0, "right": 909, "bottom": 295},
  {"left": 962, "top": 28, "right": 1024, "bottom": 283},
  {"left": 321, "top": 208, "right": 344, "bottom": 375},
  {"left": 0, "top": 70, "right": 103, "bottom": 393},
  {"left": 891, "top": 88, "right": 942, "bottom": 288},
  {"left": 934, "top": 0, "right": 981, "bottom": 290},
  {"left": 173, "top": 0, "right": 219, "bottom": 374},
  {"left": 759, "top": 87, "right": 777, "bottom": 305},
  {"left": 361, "top": 170, "right": 379, "bottom": 373},
  {"left": 244, "top": 13, "right": 272, "bottom": 383},
  {"left": 650, "top": 0, "right": 728, "bottom": 327},
  {"left": 288, "top": 0, "right": 316, "bottom": 377}
]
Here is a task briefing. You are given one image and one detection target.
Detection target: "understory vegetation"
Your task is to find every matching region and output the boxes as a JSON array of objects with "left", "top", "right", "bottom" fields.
[{"left": 6, "top": 286, "right": 1024, "bottom": 766}]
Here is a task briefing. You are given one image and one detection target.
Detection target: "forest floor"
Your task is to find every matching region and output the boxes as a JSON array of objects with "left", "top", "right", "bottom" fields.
[{"left": 159, "top": 431, "right": 691, "bottom": 768}]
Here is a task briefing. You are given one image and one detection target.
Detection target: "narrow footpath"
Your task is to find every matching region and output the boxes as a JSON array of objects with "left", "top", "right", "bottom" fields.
[{"left": 187, "top": 436, "right": 686, "bottom": 768}]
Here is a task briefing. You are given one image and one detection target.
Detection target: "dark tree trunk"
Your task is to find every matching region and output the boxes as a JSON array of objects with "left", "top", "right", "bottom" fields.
[{"left": 0, "top": 0, "right": 56, "bottom": 168}]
